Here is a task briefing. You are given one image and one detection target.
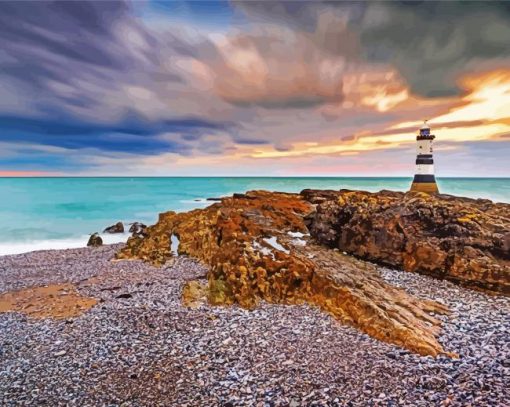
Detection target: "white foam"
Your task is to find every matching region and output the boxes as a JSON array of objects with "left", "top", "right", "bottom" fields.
[{"left": 0, "top": 233, "right": 131, "bottom": 256}]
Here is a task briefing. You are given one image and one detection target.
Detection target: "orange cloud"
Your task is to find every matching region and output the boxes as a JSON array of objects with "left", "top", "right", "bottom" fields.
[
  {"left": 211, "top": 26, "right": 352, "bottom": 108},
  {"left": 247, "top": 68, "right": 510, "bottom": 159}
]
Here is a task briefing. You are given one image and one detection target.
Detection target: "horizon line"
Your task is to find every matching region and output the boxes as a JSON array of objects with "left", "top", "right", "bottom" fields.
[{"left": 1, "top": 176, "right": 509, "bottom": 179}]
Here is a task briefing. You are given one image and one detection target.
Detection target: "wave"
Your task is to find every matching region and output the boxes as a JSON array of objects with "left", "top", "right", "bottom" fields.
[{"left": 0, "top": 233, "right": 131, "bottom": 256}]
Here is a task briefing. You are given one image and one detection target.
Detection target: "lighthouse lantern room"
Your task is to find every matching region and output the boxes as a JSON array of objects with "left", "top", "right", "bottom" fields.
[{"left": 409, "top": 121, "right": 439, "bottom": 193}]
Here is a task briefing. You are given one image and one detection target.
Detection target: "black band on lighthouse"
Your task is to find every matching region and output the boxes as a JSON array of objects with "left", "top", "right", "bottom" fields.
[
  {"left": 417, "top": 135, "right": 435, "bottom": 141},
  {"left": 413, "top": 174, "right": 436, "bottom": 183},
  {"left": 416, "top": 157, "right": 434, "bottom": 165}
]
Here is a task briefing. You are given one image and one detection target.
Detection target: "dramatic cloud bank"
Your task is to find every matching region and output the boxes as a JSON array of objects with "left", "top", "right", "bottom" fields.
[{"left": 0, "top": 0, "right": 509, "bottom": 175}]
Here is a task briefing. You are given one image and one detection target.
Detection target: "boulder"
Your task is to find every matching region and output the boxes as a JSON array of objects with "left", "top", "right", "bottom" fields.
[
  {"left": 103, "top": 222, "right": 124, "bottom": 234},
  {"left": 128, "top": 222, "right": 147, "bottom": 236},
  {"left": 87, "top": 233, "right": 103, "bottom": 247}
]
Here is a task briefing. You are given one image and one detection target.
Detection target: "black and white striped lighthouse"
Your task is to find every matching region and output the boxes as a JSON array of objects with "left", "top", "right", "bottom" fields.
[{"left": 410, "top": 121, "right": 439, "bottom": 193}]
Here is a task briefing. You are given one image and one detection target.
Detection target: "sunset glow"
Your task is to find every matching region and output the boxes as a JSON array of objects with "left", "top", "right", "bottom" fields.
[
  {"left": 0, "top": 1, "right": 509, "bottom": 176},
  {"left": 250, "top": 70, "right": 510, "bottom": 160},
  {"left": 0, "top": 171, "right": 54, "bottom": 177}
]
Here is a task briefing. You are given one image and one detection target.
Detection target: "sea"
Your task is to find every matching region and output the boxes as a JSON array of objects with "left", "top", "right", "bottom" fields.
[{"left": 0, "top": 177, "right": 508, "bottom": 255}]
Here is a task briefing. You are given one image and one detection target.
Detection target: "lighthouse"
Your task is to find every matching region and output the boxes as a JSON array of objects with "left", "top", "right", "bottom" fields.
[{"left": 410, "top": 121, "right": 439, "bottom": 193}]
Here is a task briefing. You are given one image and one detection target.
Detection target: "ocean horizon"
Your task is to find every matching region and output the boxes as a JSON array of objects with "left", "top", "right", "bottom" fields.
[{"left": 1, "top": 176, "right": 509, "bottom": 255}]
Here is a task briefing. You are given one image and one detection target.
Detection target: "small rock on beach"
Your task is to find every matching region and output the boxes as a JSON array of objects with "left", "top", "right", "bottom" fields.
[
  {"left": 86, "top": 232, "right": 102, "bottom": 247},
  {"left": 103, "top": 222, "right": 124, "bottom": 234}
]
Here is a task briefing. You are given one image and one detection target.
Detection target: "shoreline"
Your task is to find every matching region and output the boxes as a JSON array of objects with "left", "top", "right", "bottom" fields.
[
  {"left": 2, "top": 187, "right": 509, "bottom": 258},
  {"left": 0, "top": 233, "right": 131, "bottom": 257},
  {"left": 1, "top": 181, "right": 509, "bottom": 259},
  {"left": 1, "top": 244, "right": 509, "bottom": 405},
  {"left": 1, "top": 188, "right": 509, "bottom": 404}
]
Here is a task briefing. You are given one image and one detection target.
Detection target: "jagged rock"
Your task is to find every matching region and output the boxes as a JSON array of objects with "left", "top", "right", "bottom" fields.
[
  {"left": 129, "top": 222, "right": 147, "bottom": 236},
  {"left": 87, "top": 233, "right": 103, "bottom": 247},
  {"left": 302, "top": 189, "right": 510, "bottom": 294},
  {"left": 117, "top": 190, "right": 452, "bottom": 356},
  {"left": 103, "top": 222, "right": 124, "bottom": 234}
]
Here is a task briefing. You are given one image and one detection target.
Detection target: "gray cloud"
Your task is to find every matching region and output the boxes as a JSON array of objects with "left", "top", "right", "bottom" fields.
[
  {"left": 357, "top": 1, "right": 510, "bottom": 97},
  {"left": 207, "top": 27, "right": 349, "bottom": 109},
  {"left": 0, "top": 1, "right": 139, "bottom": 86},
  {"left": 0, "top": 0, "right": 365, "bottom": 155},
  {"left": 235, "top": 1, "right": 510, "bottom": 98},
  {"left": 1, "top": 0, "right": 509, "bottom": 174}
]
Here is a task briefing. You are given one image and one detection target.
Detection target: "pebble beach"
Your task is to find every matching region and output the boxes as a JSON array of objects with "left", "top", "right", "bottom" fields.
[{"left": 0, "top": 244, "right": 509, "bottom": 406}]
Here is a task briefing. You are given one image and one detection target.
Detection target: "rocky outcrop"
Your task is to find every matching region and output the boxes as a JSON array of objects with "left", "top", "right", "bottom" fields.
[
  {"left": 302, "top": 189, "right": 510, "bottom": 294},
  {"left": 116, "top": 189, "right": 510, "bottom": 354},
  {"left": 103, "top": 222, "right": 124, "bottom": 234},
  {"left": 87, "top": 232, "right": 103, "bottom": 247},
  {"left": 118, "top": 191, "right": 451, "bottom": 356}
]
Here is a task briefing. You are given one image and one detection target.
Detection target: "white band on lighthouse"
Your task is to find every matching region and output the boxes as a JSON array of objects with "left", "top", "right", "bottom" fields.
[
  {"left": 416, "top": 140, "right": 433, "bottom": 154},
  {"left": 416, "top": 164, "right": 434, "bottom": 175}
]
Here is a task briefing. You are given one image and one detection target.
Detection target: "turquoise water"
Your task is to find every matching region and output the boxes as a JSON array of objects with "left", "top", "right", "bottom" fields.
[{"left": 0, "top": 177, "right": 508, "bottom": 255}]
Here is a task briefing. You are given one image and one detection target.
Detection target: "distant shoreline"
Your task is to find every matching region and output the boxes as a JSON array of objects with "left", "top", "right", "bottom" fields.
[
  {"left": 0, "top": 234, "right": 130, "bottom": 257},
  {"left": 1, "top": 176, "right": 509, "bottom": 179}
]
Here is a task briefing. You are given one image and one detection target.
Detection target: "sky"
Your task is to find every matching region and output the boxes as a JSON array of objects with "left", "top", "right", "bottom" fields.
[{"left": 0, "top": 0, "right": 509, "bottom": 177}]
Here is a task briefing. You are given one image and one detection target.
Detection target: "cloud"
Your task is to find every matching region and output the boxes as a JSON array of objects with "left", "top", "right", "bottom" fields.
[
  {"left": 357, "top": 2, "right": 510, "bottom": 97},
  {"left": 0, "top": 171, "right": 56, "bottom": 176},
  {"left": 235, "top": 1, "right": 510, "bottom": 98},
  {"left": 0, "top": 2, "right": 394, "bottom": 164},
  {"left": 0, "top": 1, "right": 148, "bottom": 119},
  {"left": 0, "top": 0, "right": 509, "bottom": 176},
  {"left": 0, "top": 113, "right": 229, "bottom": 154},
  {"left": 0, "top": 0, "right": 241, "bottom": 158},
  {"left": 210, "top": 27, "right": 348, "bottom": 108}
]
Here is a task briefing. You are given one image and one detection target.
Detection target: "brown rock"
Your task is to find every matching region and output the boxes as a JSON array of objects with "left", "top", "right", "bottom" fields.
[
  {"left": 103, "top": 222, "right": 124, "bottom": 234},
  {"left": 87, "top": 232, "right": 103, "bottom": 247},
  {"left": 182, "top": 280, "right": 208, "bottom": 308},
  {"left": 129, "top": 222, "right": 147, "bottom": 236},
  {"left": 304, "top": 189, "right": 510, "bottom": 294},
  {"left": 117, "top": 190, "right": 451, "bottom": 356}
]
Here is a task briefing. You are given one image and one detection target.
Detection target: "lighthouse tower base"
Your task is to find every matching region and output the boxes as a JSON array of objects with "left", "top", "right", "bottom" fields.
[
  {"left": 410, "top": 175, "right": 439, "bottom": 194},
  {"left": 410, "top": 182, "right": 439, "bottom": 193}
]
